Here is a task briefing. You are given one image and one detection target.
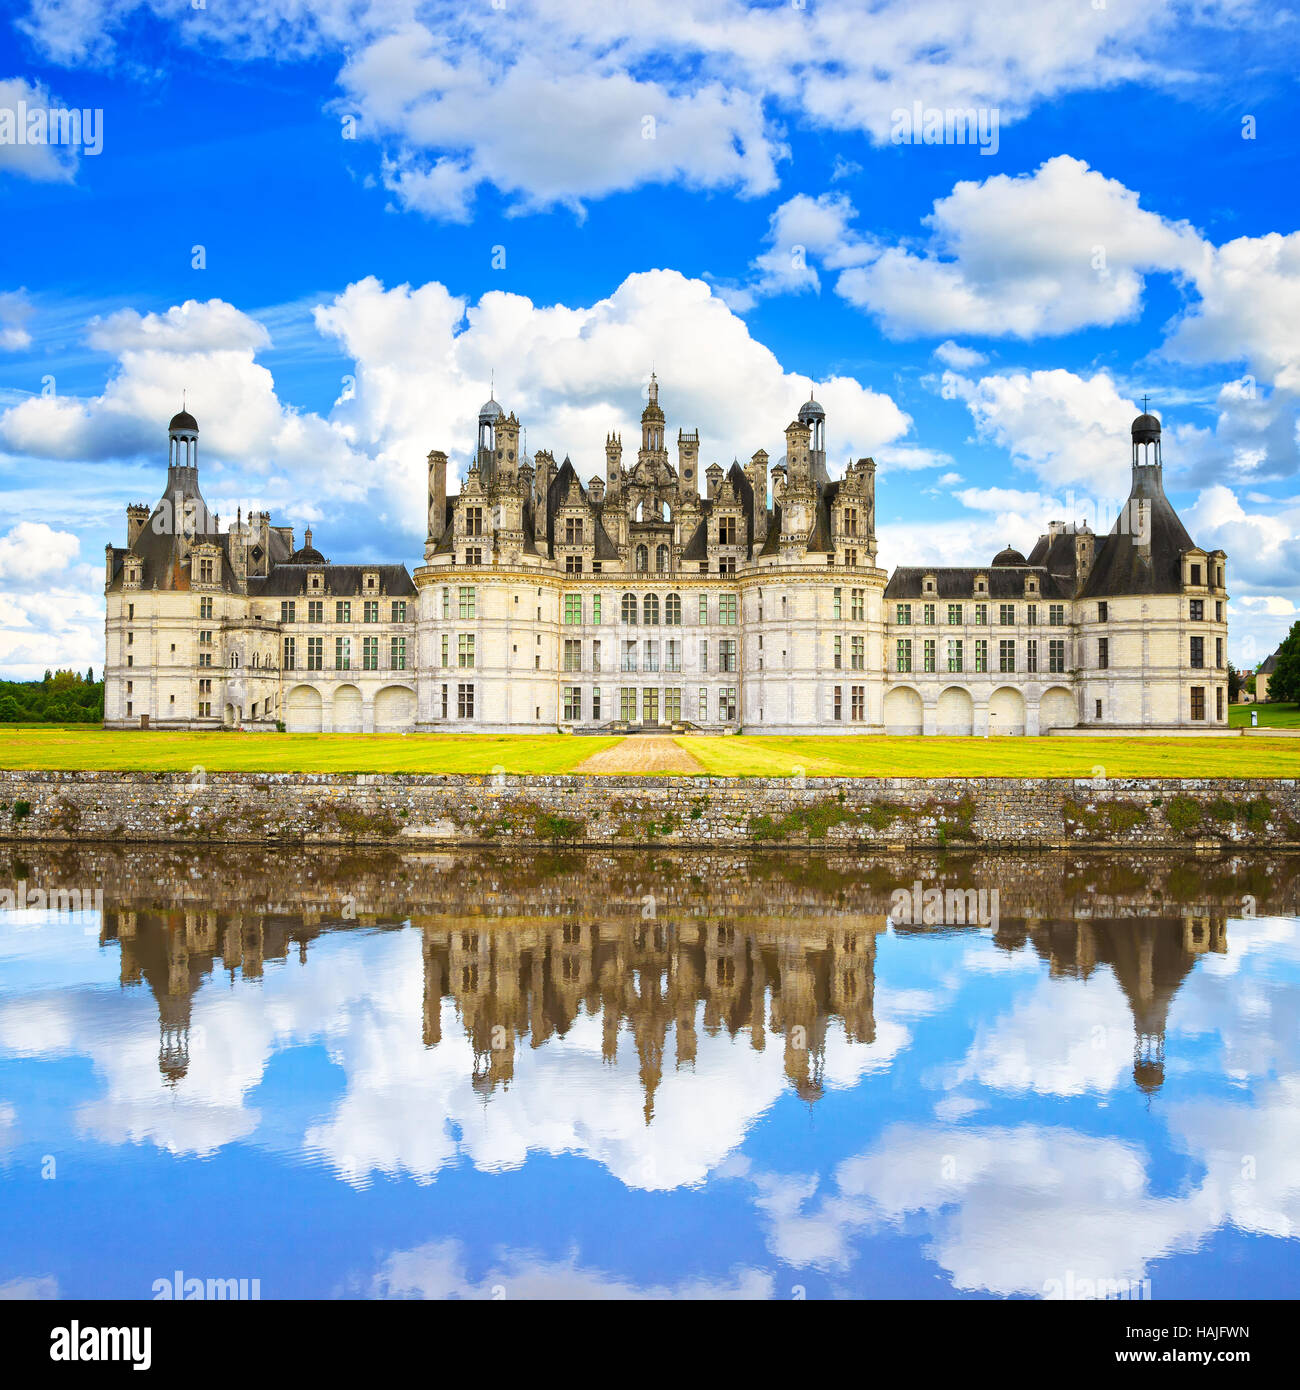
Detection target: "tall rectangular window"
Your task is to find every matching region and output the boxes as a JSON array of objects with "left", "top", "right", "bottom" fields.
[
  {"left": 923, "top": 603, "right": 936, "bottom": 625},
  {"left": 564, "top": 686, "right": 581, "bottom": 721},
  {"left": 621, "top": 687, "right": 637, "bottom": 721},
  {"left": 665, "top": 688, "right": 682, "bottom": 722},
  {"left": 999, "top": 604, "right": 1014, "bottom": 626},
  {"left": 974, "top": 639, "right": 988, "bottom": 673},
  {"left": 441, "top": 633, "right": 449, "bottom": 668},
  {"left": 391, "top": 636, "right": 407, "bottom": 670},
  {"left": 458, "top": 683, "right": 475, "bottom": 718},
  {"left": 564, "top": 638, "right": 581, "bottom": 671},
  {"left": 833, "top": 635, "right": 842, "bottom": 669},
  {"left": 280, "top": 601, "right": 295, "bottom": 623},
  {"left": 833, "top": 686, "right": 842, "bottom": 721},
  {"left": 459, "top": 634, "right": 475, "bottom": 668},
  {"left": 391, "top": 600, "right": 407, "bottom": 622},
  {"left": 851, "top": 589, "right": 865, "bottom": 621},
  {"left": 851, "top": 635, "right": 865, "bottom": 670},
  {"left": 1190, "top": 636, "right": 1205, "bottom": 668},
  {"left": 851, "top": 686, "right": 864, "bottom": 721},
  {"left": 720, "top": 639, "right": 737, "bottom": 673},
  {"left": 665, "top": 639, "right": 681, "bottom": 672},
  {"left": 974, "top": 603, "right": 987, "bottom": 624},
  {"left": 833, "top": 587, "right": 842, "bottom": 620},
  {"left": 947, "top": 639, "right": 963, "bottom": 672},
  {"left": 1049, "top": 604, "right": 1065, "bottom": 626},
  {"left": 283, "top": 637, "right": 296, "bottom": 669},
  {"left": 697, "top": 688, "right": 708, "bottom": 723},
  {"left": 947, "top": 603, "right": 962, "bottom": 625},
  {"left": 592, "top": 593, "right": 602, "bottom": 623},
  {"left": 642, "top": 687, "right": 659, "bottom": 724},
  {"left": 335, "top": 637, "right": 351, "bottom": 669},
  {"left": 308, "top": 600, "right": 323, "bottom": 623},
  {"left": 458, "top": 586, "right": 476, "bottom": 620},
  {"left": 622, "top": 640, "right": 637, "bottom": 672},
  {"left": 923, "top": 638, "right": 936, "bottom": 673},
  {"left": 336, "top": 601, "right": 351, "bottom": 622},
  {"left": 719, "top": 594, "right": 738, "bottom": 625},
  {"left": 896, "top": 638, "right": 912, "bottom": 672},
  {"left": 364, "top": 600, "right": 379, "bottom": 623},
  {"left": 1026, "top": 639, "right": 1037, "bottom": 673},
  {"left": 1098, "top": 637, "right": 1109, "bottom": 669},
  {"left": 699, "top": 594, "right": 709, "bottom": 624},
  {"left": 1048, "top": 638, "right": 1066, "bottom": 673},
  {"left": 307, "top": 637, "right": 323, "bottom": 670},
  {"left": 895, "top": 603, "right": 911, "bottom": 624},
  {"left": 644, "top": 640, "right": 660, "bottom": 672},
  {"left": 719, "top": 688, "right": 737, "bottom": 721},
  {"left": 999, "top": 639, "right": 1015, "bottom": 673},
  {"left": 363, "top": 636, "right": 379, "bottom": 670},
  {"left": 565, "top": 594, "right": 582, "bottom": 625},
  {"left": 1190, "top": 686, "right": 1205, "bottom": 720}
]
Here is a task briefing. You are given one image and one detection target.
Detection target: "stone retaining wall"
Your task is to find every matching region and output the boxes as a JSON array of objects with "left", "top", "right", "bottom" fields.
[{"left": 1, "top": 770, "right": 1298, "bottom": 849}]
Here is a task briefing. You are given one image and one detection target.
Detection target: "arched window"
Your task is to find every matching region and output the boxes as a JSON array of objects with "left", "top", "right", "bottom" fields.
[
  {"left": 636, "top": 544, "right": 648, "bottom": 572},
  {"left": 662, "top": 500, "right": 671, "bottom": 521},
  {"left": 643, "top": 593, "right": 660, "bottom": 625},
  {"left": 621, "top": 592, "right": 638, "bottom": 625},
  {"left": 635, "top": 500, "right": 644, "bottom": 522},
  {"left": 656, "top": 544, "right": 669, "bottom": 572},
  {"left": 665, "top": 593, "right": 681, "bottom": 625}
]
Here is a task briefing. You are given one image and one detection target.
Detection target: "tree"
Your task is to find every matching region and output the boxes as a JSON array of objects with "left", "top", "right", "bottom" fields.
[
  {"left": 1227, "top": 663, "right": 1241, "bottom": 702},
  {"left": 1266, "top": 621, "right": 1300, "bottom": 705}
]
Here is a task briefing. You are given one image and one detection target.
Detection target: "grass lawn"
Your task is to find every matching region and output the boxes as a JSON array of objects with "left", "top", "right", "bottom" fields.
[
  {"left": 0, "top": 727, "right": 617, "bottom": 774},
  {"left": 676, "top": 734, "right": 1300, "bottom": 779},
  {"left": 1229, "top": 703, "right": 1300, "bottom": 728},
  {"left": 4, "top": 726, "right": 1300, "bottom": 779}
]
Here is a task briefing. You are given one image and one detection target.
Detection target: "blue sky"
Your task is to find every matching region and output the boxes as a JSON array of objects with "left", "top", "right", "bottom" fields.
[{"left": 2, "top": 0, "right": 1300, "bottom": 676}]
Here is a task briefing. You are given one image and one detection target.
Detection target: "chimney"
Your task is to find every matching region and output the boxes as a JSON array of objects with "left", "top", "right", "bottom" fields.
[
  {"left": 126, "top": 503, "right": 150, "bottom": 546},
  {"left": 705, "top": 462, "right": 724, "bottom": 501},
  {"left": 589, "top": 476, "right": 606, "bottom": 505},
  {"left": 427, "top": 450, "right": 448, "bottom": 544}
]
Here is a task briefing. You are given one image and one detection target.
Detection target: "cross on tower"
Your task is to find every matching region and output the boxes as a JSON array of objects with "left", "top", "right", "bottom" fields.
[{"left": 1142, "top": 393, "right": 1150, "bottom": 413}]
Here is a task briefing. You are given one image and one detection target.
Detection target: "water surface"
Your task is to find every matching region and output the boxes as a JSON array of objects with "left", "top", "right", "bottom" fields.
[{"left": 1, "top": 845, "right": 1297, "bottom": 1300}]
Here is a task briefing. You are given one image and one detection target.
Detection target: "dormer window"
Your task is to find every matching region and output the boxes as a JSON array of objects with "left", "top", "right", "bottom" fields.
[
  {"left": 363, "top": 571, "right": 378, "bottom": 592},
  {"left": 923, "top": 575, "right": 935, "bottom": 594},
  {"left": 309, "top": 573, "right": 323, "bottom": 591}
]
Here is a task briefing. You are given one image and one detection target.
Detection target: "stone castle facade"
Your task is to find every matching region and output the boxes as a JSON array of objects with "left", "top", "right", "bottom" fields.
[{"left": 104, "top": 382, "right": 1228, "bottom": 734}]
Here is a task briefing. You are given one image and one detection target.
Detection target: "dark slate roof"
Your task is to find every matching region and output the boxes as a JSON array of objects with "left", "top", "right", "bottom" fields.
[
  {"left": 106, "top": 463, "right": 225, "bottom": 592},
  {"left": 759, "top": 503, "right": 782, "bottom": 556},
  {"left": 806, "top": 479, "right": 840, "bottom": 554},
  {"left": 545, "top": 458, "right": 620, "bottom": 559},
  {"left": 1080, "top": 467, "right": 1196, "bottom": 598},
  {"left": 884, "top": 565, "right": 1067, "bottom": 600},
  {"left": 1259, "top": 649, "right": 1280, "bottom": 675},
  {"left": 1025, "top": 528, "right": 1089, "bottom": 590},
  {"left": 248, "top": 564, "right": 416, "bottom": 598}
]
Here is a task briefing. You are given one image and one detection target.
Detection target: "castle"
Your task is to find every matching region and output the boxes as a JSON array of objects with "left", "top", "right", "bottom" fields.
[{"left": 104, "top": 380, "right": 1229, "bottom": 734}]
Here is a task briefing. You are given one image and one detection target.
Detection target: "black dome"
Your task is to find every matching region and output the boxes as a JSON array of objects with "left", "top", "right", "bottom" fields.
[
  {"left": 1131, "top": 412, "right": 1161, "bottom": 444},
  {"left": 992, "top": 545, "right": 1027, "bottom": 566},
  {"left": 289, "top": 527, "right": 325, "bottom": 564},
  {"left": 169, "top": 409, "right": 198, "bottom": 433}
]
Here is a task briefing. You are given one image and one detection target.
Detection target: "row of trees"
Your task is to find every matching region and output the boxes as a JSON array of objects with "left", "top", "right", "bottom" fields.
[
  {"left": 0, "top": 669, "right": 103, "bottom": 724},
  {"left": 1267, "top": 622, "right": 1300, "bottom": 705}
]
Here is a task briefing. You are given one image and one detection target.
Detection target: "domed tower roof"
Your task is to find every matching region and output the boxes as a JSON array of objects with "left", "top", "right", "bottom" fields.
[
  {"left": 478, "top": 397, "right": 504, "bottom": 422},
  {"left": 992, "top": 544, "right": 1027, "bottom": 566},
  {"left": 1131, "top": 412, "right": 1161, "bottom": 445},
  {"left": 169, "top": 408, "right": 198, "bottom": 433},
  {"left": 289, "top": 527, "right": 325, "bottom": 564},
  {"left": 798, "top": 396, "right": 825, "bottom": 423}
]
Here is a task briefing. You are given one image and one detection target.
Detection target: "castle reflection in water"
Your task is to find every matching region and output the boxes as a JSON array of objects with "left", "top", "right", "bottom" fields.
[{"left": 29, "top": 843, "right": 1271, "bottom": 1112}]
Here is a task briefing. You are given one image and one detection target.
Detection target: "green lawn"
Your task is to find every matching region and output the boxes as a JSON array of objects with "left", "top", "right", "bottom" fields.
[
  {"left": 3, "top": 726, "right": 1299, "bottom": 778},
  {"left": 0, "top": 727, "right": 616, "bottom": 774},
  {"left": 676, "top": 734, "right": 1300, "bottom": 779},
  {"left": 1230, "top": 702, "right": 1300, "bottom": 728}
]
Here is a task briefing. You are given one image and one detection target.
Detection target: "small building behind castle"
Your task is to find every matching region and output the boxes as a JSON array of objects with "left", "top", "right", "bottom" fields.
[{"left": 104, "top": 382, "right": 1229, "bottom": 735}]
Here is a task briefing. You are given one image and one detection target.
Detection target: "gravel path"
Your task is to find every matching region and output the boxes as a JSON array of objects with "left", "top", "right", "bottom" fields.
[{"left": 574, "top": 736, "right": 705, "bottom": 774}]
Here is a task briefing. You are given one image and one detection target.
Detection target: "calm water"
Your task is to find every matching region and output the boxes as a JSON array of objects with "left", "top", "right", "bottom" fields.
[{"left": 0, "top": 844, "right": 1297, "bottom": 1301}]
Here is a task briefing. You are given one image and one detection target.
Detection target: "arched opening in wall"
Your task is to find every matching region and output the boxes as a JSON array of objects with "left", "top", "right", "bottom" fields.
[
  {"left": 662, "top": 500, "right": 671, "bottom": 521},
  {"left": 374, "top": 685, "right": 416, "bottom": 731},
  {"left": 222, "top": 703, "right": 238, "bottom": 729},
  {"left": 636, "top": 545, "right": 648, "bottom": 572},
  {"left": 936, "top": 686, "right": 974, "bottom": 736},
  {"left": 333, "top": 683, "right": 363, "bottom": 733},
  {"left": 883, "top": 685, "right": 923, "bottom": 735},
  {"left": 635, "top": 500, "right": 644, "bottom": 522},
  {"left": 1039, "top": 686, "right": 1078, "bottom": 733},
  {"left": 988, "top": 686, "right": 1026, "bottom": 736},
  {"left": 285, "top": 684, "right": 323, "bottom": 733},
  {"left": 656, "top": 544, "right": 669, "bottom": 572}
]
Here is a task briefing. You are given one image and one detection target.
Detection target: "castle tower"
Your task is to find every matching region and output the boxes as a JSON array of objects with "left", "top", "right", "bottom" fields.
[
  {"left": 677, "top": 427, "right": 699, "bottom": 494},
  {"left": 605, "top": 431, "right": 622, "bottom": 496},
  {"left": 639, "top": 372, "right": 668, "bottom": 469}
]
